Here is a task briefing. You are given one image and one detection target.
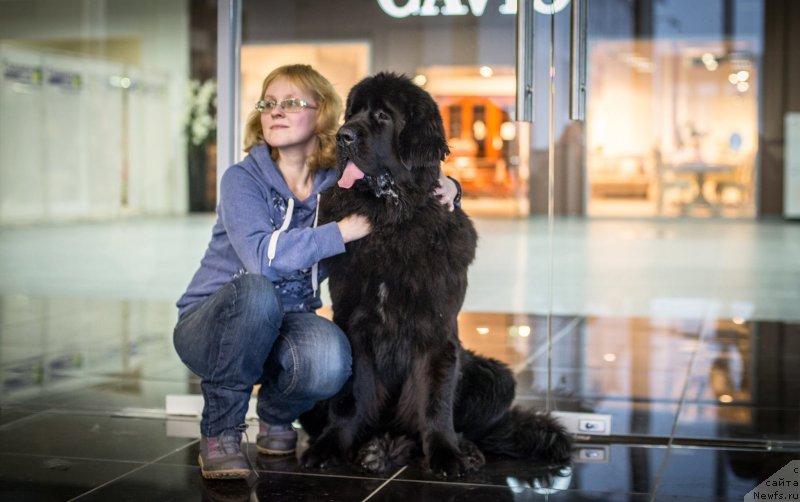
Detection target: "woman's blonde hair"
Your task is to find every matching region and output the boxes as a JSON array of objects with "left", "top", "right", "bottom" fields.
[{"left": 243, "top": 64, "right": 342, "bottom": 172}]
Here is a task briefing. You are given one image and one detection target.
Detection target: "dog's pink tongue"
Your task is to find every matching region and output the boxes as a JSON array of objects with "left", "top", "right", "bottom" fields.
[{"left": 338, "top": 160, "right": 365, "bottom": 189}]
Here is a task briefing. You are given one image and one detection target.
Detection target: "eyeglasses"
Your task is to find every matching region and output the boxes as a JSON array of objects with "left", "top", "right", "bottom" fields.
[{"left": 256, "top": 98, "right": 317, "bottom": 113}]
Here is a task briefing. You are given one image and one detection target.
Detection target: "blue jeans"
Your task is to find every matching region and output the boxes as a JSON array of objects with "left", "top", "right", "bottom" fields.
[{"left": 173, "top": 274, "right": 352, "bottom": 436}]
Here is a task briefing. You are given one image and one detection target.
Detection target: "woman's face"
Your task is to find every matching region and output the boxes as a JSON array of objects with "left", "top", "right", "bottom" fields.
[{"left": 260, "top": 76, "right": 318, "bottom": 156}]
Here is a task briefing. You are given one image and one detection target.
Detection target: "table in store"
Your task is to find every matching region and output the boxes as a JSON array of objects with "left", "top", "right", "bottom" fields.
[{"left": 671, "top": 162, "right": 734, "bottom": 213}]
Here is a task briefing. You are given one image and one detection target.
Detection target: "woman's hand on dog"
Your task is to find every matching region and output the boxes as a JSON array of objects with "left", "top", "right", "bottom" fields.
[
  {"left": 338, "top": 214, "right": 372, "bottom": 243},
  {"left": 434, "top": 171, "right": 459, "bottom": 212}
]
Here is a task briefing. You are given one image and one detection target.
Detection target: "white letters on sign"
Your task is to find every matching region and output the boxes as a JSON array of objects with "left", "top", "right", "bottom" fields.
[{"left": 376, "top": 0, "right": 570, "bottom": 18}]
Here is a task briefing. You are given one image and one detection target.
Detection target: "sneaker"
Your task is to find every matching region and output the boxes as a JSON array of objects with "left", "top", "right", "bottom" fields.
[
  {"left": 198, "top": 430, "right": 250, "bottom": 479},
  {"left": 256, "top": 420, "right": 298, "bottom": 455}
]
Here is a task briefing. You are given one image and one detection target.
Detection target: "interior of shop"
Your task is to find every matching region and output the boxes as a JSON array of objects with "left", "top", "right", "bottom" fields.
[{"left": 587, "top": 39, "right": 758, "bottom": 218}]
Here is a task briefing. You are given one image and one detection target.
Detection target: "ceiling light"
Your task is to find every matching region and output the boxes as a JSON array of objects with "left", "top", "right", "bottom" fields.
[{"left": 701, "top": 52, "right": 716, "bottom": 65}]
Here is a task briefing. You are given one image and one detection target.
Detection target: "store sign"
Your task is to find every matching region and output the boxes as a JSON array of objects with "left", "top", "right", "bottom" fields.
[
  {"left": 3, "top": 61, "right": 43, "bottom": 86},
  {"left": 377, "top": 0, "right": 570, "bottom": 18}
]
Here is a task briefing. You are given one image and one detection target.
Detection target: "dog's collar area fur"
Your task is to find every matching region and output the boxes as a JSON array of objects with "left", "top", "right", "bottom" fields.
[{"left": 363, "top": 172, "right": 399, "bottom": 203}]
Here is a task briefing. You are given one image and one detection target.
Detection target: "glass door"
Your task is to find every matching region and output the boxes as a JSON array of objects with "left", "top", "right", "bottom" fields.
[
  {"left": 525, "top": 0, "right": 799, "bottom": 497},
  {"left": 234, "top": 0, "right": 531, "bottom": 217}
]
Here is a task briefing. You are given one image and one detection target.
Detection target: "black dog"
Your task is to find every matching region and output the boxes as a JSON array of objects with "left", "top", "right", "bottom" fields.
[{"left": 300, "top": 73, "right": 571, "bottom": 478}]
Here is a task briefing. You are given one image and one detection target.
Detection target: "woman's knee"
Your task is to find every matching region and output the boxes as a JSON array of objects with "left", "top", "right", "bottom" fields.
[
  {"left": 320, "top": 331, "right": 353, "bottom": 391},
  {"left": 232, "top": 273, "right": 283, "bottom": 329},
  {"left": 295, "top": 328, "right": 352, "bottom": 398}
]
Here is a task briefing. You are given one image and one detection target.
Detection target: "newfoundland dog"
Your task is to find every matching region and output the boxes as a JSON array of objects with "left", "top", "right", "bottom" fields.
[{"left": 299, "top": 73, "right": 571, "bottom": 478}]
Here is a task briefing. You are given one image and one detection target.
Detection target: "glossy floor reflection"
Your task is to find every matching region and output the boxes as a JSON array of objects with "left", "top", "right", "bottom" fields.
[{"left": 1, "top": 296, "right": 798, "bottom": 501}]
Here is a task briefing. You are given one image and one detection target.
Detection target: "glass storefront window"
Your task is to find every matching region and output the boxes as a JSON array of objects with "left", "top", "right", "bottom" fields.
[{"left": 586, "top": 0, "right": 763, "bottom": 218}]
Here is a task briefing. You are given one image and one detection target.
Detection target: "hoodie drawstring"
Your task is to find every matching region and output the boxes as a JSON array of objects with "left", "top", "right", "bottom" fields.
[
  {"left": 311, "top": 193, "right": 321, "bottom": 296},
  {"left": 266, "top": 195, "right": 321, "bottom": 298},
  {"left": 267, "top": 197, "right": 295, "bottom": 266}
]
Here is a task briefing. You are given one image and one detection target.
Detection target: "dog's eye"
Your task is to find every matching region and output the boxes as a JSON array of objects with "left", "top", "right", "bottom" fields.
[{"left": 374, "top": 110, "right": 390, "bottom": 122}]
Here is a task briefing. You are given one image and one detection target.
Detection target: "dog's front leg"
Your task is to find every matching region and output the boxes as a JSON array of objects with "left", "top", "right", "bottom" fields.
[
  {"left": 301, "top": 357, "right": 379, "bottom": 469},
  {"left": 414, "top": 342, "right": 484, "bottom": 478}
]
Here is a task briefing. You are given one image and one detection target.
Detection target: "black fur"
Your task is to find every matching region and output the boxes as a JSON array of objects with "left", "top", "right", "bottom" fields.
[{"left": 299, "top": 73, "right": 572, "bottom": 478}]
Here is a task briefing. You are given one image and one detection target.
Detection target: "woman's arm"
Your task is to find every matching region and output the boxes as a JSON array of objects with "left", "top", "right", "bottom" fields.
[{"left": 218, "top": 167, "right": 347, "bottom": 279}]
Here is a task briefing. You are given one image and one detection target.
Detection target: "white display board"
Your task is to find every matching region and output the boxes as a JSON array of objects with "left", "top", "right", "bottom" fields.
[
  {"left": 42, "top": 52, "right": 88, "bottom": 219},
  {"left": 0, "top": 43, "right": 176, "bottom": 223},
  {"left": 84, "top": 59, "right": 124, "bottom": 218},
  {"left": 0, "top": 46, "right": 47, "bottom": 223},
  {"left": 127, "top": 70, "right": 172, "bottom": 215},
  {"left": 786, "top": 113, "right": 800, "bottom": 218}
]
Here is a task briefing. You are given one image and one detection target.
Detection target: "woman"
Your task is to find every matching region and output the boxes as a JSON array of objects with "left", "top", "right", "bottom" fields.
[{"left": 173, "top": 64, "right": 460, "bottom": 479}]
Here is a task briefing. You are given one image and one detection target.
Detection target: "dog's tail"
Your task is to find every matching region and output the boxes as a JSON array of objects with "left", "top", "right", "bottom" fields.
[{"left": 473, "top": 407, "right": 572, "bottom": 465}]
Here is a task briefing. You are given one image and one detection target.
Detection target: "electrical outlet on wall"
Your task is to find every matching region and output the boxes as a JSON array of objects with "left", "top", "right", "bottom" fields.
[{"left": 551, "top": 411, "right": 612, "bottom": 436}]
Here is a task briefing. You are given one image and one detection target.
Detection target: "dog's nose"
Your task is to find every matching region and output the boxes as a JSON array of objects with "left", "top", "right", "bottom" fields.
[{"left": 337, "top": 126, "right": 357, "bottom": 146}]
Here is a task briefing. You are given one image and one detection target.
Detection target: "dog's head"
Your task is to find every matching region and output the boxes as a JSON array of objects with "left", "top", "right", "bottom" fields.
[{"left": 335, "top": 73, "right": 449, "bottom": 201}]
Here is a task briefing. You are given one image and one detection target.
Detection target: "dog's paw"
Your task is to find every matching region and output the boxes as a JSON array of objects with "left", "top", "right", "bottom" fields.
[
  {"left": 301, "top": 435, "right": 345, "bottom": 470},
  {"left": 535, "top": 414, "right": 574, "bottom": 465},
  {"left": 356, "top": 434, "right": 417, "bottom": 473},
  {"left": 546, "top": 430, "right": 574, "bottom": 465},
  {"left": 356, "top": 437, "right": 392, "bottom": 473},
  {"left": 425, "top": 442, "right": 483, "bottom": 479},
  {"left": 457, "top": 438, "right": 486, "bottom": 472}
]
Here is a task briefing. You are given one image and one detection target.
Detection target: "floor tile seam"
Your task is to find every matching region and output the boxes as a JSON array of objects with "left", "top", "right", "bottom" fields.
[
  {"left": 362, "top": 466, "right": 407, "bottom": 501},
  {"left": 0, "top": 408, "right": 54, "bottom": 431},
  {"left": 256, "top": 466, "right": 396, "bottom": 481},
  {"left": 66, "top": 439, "right": 202, "bottom": 502},
  {"left": 156, "top": 441, "right": 402, "bottom": 482},
  {"left": 511, "top": 316, "right": 582, "bottom": 374},
  {"left": 648, "top": 308, "right": 720, "bottom": 502},
  {"left": 363, "top": 476, "right": 558, "bottom": 490},
  {"left": 243, "top": 468, "right": 404, "bottom": 483}
]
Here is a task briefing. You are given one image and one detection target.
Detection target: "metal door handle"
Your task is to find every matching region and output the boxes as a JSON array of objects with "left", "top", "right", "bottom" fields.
[
  {"left": 570, "top": 0, "right": 587, "bottom": 121},
  {"left": 516, "top": 0, "right": 535, "bottom": 123}
]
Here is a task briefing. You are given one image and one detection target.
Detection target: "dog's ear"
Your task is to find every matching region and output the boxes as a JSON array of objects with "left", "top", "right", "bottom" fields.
[{"left": 397, "top": 92, "right": 450, "bottom": 170}]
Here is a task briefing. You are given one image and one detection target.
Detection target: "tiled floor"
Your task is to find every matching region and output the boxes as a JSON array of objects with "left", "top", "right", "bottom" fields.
[{"left": 1, "top": 216, "right": 799, "bottom": 500}]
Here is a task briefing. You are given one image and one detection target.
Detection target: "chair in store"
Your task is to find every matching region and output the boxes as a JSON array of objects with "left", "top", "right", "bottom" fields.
[
  {"left": 653, "top": 147, "right": 693, "bottom": 215},
  {"left": 712, "top": 152, "right": 755, "bottom": 210}
]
